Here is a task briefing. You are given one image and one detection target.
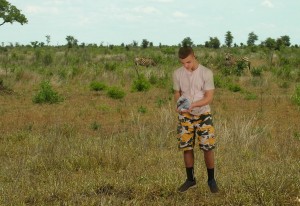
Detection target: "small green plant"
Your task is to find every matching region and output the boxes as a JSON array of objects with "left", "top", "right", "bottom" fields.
[
  {"left": 138, "top": 106, "right": 147, "bottom": 113},
  {"left": 149, "top": 73, "right": 158, "bottom": 85},
  {"left": 106, "top": 86, "right": 126, "bottom": 99},
  {"left": 243, "top": 91, "right": 258, "bottom": 100},
  {"left": 228, "top": 83, "right": 242, "bottom": 92},
  {"left": 43, "top": 53, "right": 53, "bottom": 66},
  {"left": 96, "top": 104, "right": 112, "bottom": 112},
  {"left": 235, "top": 61, "right": 246, "bottom": 76},
  {"left": 33, "top": 81, "right": 63, "bottom": 104},
  {"left": 291, "top": 84, "right": 300, "bottom": 106},
  {"left": 279, "top": 81, "right": 290, "bottom": 89},
  {"left": 0, "top": 79, "right": 13, "bottom": 94},
  {"left": 214, "top": 74, "right": 224, "bottom": 88},
  {"left": 91, "top": 121, "right": 101, "bottom": 131},
  {"left": 132, "top": 75, "right": 151, "bottom": 92},
  {"left": 90, "top": 81, "right": 107, "bottom": 91},
  {"left": 156, "top": 98, "right": 167, "bottom": 108},
  {"left": 104, "top": 62, "right": 117, "bottom": 71},
  {"left": 251, "top": 67, "right": 263, "bottom": 77}
]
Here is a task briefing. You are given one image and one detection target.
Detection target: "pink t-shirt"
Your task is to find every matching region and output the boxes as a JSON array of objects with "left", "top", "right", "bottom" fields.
[{"left": 173, "top": 64, "right": 215, "bottom": 115}]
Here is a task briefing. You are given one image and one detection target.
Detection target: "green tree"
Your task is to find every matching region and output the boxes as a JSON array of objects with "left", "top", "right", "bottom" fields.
[
  {"left": 31, "top": 41, "right": 39, "bottom": 48},
  {"left": 261, "top": 37, "right": 276, "bottom": 67},
  {"left": 45, "top": 35, "right": 51, "bottom": 45},
  {"left": 262, "top": 37, "right": 276, "bottom": 50},
  {"left": 0, "top": 0, "right": 28, "bottom": 26},
  {"left": 225, "top": 31, "right": 233, "bottom": 47},
  {"left": 66, "top": 35, "right": 78, "bottom": 48},
  {"left": 181, "top": 37, "right": 193, "bottom": 47},
  {"left": 132, "top": 40, "right": 138, "bottom": 47},
  {"left": 204, "top": 37, "right": 220, "bottom": 49},
  {"left": 279, "top": 35, "right": 290, "bottom": 47},
  {"left": 247, "top": 32, "right": 258, "bottom": 46},
  {"left": 141, "top": 39, "right": 149, "bottom": 48}
]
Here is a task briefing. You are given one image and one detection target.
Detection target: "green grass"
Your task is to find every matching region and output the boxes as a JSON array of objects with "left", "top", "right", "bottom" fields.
[
  {"left": 0, "top": 46, "right": 300, "bottom": 205},
  {"left": 0, "top": 113, "right": 299, "bottom": 205}
]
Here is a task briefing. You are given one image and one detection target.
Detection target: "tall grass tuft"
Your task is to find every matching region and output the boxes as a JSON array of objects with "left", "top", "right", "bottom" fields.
[{"left": 291, "top": 84, "right": 300, "bottom": 106}]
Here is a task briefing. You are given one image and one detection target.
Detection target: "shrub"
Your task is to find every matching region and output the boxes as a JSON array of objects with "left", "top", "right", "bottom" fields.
[
  {"left": 33, "top": 81, "right": 63, "bottom": 104},
  {"left": 132, "top": 75, "right": 151, "bottom": 92},
  {"left": 91, "top": 121, "right": 101, "bottom": 131},
  {"left": 138, "top": 106, "right": 147, "bottom": 114},
  {"left": 90, "top": 81, "right": 107, "bottom": 91},
  {"left": 214, "top": 74, "right": 224, "bottom": 88},
  {"left": 149, "top": 73, "right": 158, "bottom": 85},
  {"left": 104, "top": 62, "right": 117, "bottom": 71},
  {"left": 43, "top": 53, "right": 53, "bottom": 66},
  {"left": 227, "top": 83, "right": 242, "bottom": 92},
  {"left": 235, "top": 61, "right": 247, "bottom": 76},
  {"left": 291, "top": 84, "right": 300, "bottom": 106},
  {"left": 0, "top": 79, "right": 13, "bottom": 94},
  {"left": 106, "top": 86, "right": 126, "bottom": 99},
  {"left": 243, "top": 91, "right": 258, "bottom": 100},
  {"left": 251, "top": 67, "right": 263, "bottom": 77}
]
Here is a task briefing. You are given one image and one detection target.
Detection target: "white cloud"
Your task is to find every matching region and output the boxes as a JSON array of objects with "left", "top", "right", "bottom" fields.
[
  {"left": 172, "top": 11, "right": 187, "bottom": 18},
  {"left": 25, "top": 5, "right": 59, "bottom": 14},
  {"left": 151, "top": 0, "right": 174, "bottom": 3},
  {"left": 261, "top": 0, "right": 274, "bottom": 8},
  {"left": 133, "top": 6, "right": 159, "bottom": 14}
]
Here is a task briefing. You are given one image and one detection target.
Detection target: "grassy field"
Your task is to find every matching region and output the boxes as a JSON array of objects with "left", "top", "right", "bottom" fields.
[{"left": 0, "top": 46, "right": 300, "bottom": 205}]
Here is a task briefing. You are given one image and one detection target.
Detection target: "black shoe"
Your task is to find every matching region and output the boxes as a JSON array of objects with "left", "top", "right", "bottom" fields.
[
  {"left": 178, "top": 179, "right": 196, "bottom": 193},
  {"left": 208, "top": 179, "right": 219, "bottom": 193}
]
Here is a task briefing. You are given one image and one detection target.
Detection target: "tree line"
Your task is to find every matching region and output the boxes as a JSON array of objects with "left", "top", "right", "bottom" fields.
[{"left": 1, "top": 0, "right": 298, "bottom": 49}]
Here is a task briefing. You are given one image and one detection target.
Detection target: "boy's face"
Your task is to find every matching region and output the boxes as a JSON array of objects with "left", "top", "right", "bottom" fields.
[{"left": 179, "top": 54, "right": 197, "bottom": 71}]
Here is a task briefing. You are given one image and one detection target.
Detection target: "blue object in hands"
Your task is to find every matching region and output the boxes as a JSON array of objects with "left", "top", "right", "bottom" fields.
[{"left": 177, "top": 96, "right": 191, "bottom": 111}]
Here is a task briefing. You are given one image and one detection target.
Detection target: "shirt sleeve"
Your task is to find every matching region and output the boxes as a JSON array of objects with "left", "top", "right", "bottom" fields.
[
  {"left": 203, "top": 69, "right": 215, "bottom": 90},
  {"left": 173, "top": 70, "right": 180, "bottom": 91}
]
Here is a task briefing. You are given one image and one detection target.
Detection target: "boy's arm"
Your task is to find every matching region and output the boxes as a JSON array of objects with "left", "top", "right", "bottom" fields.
[{"left": 189, "top": 89, "right": 214, "bottom": 110}]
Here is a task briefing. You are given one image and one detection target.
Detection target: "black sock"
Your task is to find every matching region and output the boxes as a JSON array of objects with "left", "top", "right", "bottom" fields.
[
  {"left": 207, "top": 168, "right": 214, "bottom": 181},
  {"left": 186, "top": 167, "right": 195, "bottom": 181}
]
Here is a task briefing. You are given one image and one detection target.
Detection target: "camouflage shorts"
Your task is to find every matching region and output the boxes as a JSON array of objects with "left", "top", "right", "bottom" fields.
[{"left": 177, "top": 112, "right": 216, "bottom": 151}]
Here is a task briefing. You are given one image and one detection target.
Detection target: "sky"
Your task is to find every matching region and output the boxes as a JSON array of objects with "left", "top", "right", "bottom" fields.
[{"left": 1, "top": 0, "right": 300, "bottom": 46}]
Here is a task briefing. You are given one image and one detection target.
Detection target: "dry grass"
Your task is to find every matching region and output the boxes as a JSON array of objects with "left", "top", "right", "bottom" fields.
[{"left": 0, "top": 47, "right": 300, "bottom": 205}]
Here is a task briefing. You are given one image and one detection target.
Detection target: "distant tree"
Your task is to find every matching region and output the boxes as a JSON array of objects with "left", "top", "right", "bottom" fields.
[
  {"left": 278, "top": 35, "right": 290, "bottom": 47},
  {"left": 247, "top": 32, "right": 258, "bottom": 46},
  {"left": 0, "top": 0, "right": 28, "bottom": 26},
  {"left": 132, "top": 40, "right": 138, "bottom": 47},
  {"left": 31, "top": 41, "right": 39, "bottom": 48},
  {"left": 181, "top": 37, "right": 193, "bottom": 47},
  {"left": 66, "top": 35, "right": 78, "bottom": 48},
  {"left": 149, "top": 42, "right": 153, "bottom": 47},
  {"left": 141, "top": 39, "right": 149, "bottom": 48},
  {"left": 45, "top": 35, "right": 51, "bottom": 45},
  {"left": 262, "top": 37, "right": 276, "bottom": 50},
  {"left": 225, "top": 31, "right": 233, "bottom": 47},
  {"left": 261, "top": 37, "right": 276, "bottom": 67},
  {"left": 80, "top": 42, "right": 85, "bottom": 48},
  {"left": 204, "top": 37, "right": 220, "bottom": 49}
]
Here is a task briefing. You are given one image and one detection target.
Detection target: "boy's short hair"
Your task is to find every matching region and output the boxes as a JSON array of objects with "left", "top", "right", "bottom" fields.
[{"left": 178, "top": 46, "right": 194, "bottom": 59}]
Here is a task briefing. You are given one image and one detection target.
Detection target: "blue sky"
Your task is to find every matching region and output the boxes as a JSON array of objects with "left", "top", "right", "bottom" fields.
[{"left": 1, "top": 0, "right": 300, "bottom": 46}]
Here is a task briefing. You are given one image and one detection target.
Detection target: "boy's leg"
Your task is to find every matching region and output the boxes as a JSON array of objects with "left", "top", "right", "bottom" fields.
[
  {"left": 178, "top": 149, "right": 196, "bottom": 193},
  {"left": 177, "top": 113, "right": 196, "bottom": 192},
  {"left": 197, "top": 113, "right": 219, "bottom": 193},
  {"left": 204, "top": 149, "right": 219, "bottom": 193}
]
